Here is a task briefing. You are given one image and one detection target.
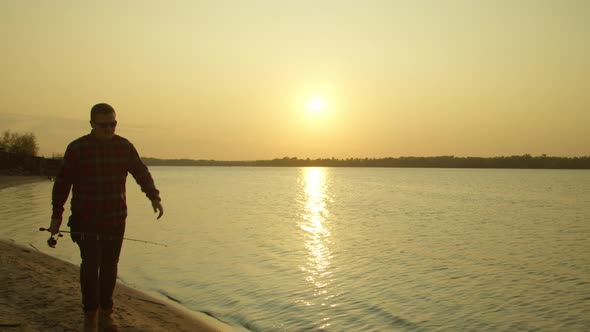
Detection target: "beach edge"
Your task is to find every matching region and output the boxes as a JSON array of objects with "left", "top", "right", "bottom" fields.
[{"left": 0, "top": 239, "right": 234, "bottom": 331}]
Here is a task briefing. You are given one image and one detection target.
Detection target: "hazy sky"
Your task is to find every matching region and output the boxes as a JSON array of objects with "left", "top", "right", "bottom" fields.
[{"left": 1, "top": 1, "right": 589, "bottom": 159}]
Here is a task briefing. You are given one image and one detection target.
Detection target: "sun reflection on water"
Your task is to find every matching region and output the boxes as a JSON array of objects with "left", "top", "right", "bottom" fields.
[{"left": 299, "top": 167, "right": 334, "bottom": 329}]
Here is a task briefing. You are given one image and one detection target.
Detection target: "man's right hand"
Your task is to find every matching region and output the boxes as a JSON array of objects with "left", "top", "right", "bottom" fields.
[{"left": 49, "top": 218, "right": 61, "bottom": 235}]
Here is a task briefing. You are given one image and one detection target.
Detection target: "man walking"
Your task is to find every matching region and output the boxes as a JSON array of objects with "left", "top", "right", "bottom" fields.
[{"left": 49, "top": 103, "right": 164, "bottom": 331}]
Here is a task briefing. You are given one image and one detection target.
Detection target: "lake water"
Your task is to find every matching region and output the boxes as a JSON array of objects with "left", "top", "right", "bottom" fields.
[{"left": 1, "top": 167, "right": 589, "bottom": 331}]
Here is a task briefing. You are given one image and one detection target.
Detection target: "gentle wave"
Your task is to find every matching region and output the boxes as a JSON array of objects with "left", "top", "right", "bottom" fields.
[{"left": 2, "top": 168, "right": 590, "bottom": 331}]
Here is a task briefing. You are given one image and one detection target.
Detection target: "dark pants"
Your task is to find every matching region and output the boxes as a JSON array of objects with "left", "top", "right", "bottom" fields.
[{"left": 76, "top": 237, "right": 124, "bottom": 312}]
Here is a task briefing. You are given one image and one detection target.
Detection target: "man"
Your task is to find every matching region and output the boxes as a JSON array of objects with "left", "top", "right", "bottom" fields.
[{"left": 49, "top": 103, "right": 164, "bottom": 331}]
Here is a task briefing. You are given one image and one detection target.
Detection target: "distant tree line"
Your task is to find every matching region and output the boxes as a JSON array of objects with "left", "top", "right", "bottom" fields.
[
  {"left": 0, "top": 130, "right": 61, "bottom": 176},
  {"left": 0, "top": 130, "right": 39, "bottom": 156},
  {"left": 142, "top": 155, "right": 590, "bottom": 169},
  {"left": 142, "top": 158, "right": 248, "bottom": 167}
]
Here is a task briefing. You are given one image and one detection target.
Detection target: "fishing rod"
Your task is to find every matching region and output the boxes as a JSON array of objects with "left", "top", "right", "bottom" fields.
[{"left": 39, "top": 228, "right": 167, "bottom": 248}]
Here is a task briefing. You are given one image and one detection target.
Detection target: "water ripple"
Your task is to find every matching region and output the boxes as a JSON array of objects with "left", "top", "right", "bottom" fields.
[{"left": 2, "top": 168, "right": 590, "bottom": 331}]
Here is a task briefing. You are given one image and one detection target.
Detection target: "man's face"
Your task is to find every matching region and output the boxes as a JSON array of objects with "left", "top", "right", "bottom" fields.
[{"left": 90, "top": 112, "right": 117, "bottom": 141}]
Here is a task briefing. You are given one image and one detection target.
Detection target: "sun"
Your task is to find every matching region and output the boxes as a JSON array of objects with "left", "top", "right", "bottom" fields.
[{"left": 307, "top": 97, "right": 326, "bottom": 113}]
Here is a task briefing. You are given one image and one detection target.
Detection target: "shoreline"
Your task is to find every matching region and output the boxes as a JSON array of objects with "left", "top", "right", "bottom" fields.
[
  {"left": 0, "top": 175, "right": 49, "bottom": 190},
  {"left": 0, "top": 239, "right": 233, "bottom": 331},
  {"left": 0, "top": 177, "right": 235, "bottom": 331}
]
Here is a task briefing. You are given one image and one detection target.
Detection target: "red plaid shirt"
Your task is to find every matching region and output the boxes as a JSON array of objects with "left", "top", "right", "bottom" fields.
[{"left": 52, "top": 133, "right": 160, "bottom": 233}]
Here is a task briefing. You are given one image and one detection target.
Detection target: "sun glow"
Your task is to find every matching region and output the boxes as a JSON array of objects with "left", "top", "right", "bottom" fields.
[
  {"left": 307, "top": 97, "right": 326, "bottom": 113},
  {"left": 298, "top": 84, "right": 336, "bottom": 122}
]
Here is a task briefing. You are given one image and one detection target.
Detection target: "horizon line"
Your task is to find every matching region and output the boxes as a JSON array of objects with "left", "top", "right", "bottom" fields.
[{"left": 140, "top": 154, "right": 590, "bottom": 162}]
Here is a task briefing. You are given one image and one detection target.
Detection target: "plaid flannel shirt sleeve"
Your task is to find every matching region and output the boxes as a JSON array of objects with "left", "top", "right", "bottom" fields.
[
  {"left": 51, "top": 144, "right": 77, "bottom": 220},
  {"left": 128, "top": 143, "right": 160, "bottom": 202}
]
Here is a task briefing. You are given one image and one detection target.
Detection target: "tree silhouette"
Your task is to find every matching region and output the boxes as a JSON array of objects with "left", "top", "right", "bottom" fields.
[{"left": 0, "top": 130, "right": 39, "bottom": 156}]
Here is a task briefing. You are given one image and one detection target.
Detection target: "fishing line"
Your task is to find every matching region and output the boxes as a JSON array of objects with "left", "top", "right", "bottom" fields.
[{"left": 38, "top": 228, "right": 167, "bottom": 247}]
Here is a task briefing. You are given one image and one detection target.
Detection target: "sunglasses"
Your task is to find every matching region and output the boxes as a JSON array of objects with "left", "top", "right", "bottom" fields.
[{"left": 94, "top": 121, "right": 118, "bottom": 129}]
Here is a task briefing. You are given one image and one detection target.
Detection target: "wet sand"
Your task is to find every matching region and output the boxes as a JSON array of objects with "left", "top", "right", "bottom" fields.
[
  {"left": 0, "top": 240, "right": 231, "bottom": 331},
  {"left": 0, "top": 176, "right": 233, "bottom": 331}
]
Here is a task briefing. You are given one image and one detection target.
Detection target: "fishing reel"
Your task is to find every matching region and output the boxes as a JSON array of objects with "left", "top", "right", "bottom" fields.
[
  {"left": 39, "top": 228, "right": 63, "bottom": 248},
  {"left": 47, "top": 233, "right": 64, "bottom": 248}
]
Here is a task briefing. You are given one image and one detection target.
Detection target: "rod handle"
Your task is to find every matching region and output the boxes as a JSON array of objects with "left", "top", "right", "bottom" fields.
[{"left": 39, "top": 228, "right": 63, "bottom": 237}]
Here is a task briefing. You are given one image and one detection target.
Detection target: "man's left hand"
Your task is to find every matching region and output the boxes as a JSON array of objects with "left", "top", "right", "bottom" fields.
[{"left": 152, "top": 200, "right": 164, "bottom": 219}]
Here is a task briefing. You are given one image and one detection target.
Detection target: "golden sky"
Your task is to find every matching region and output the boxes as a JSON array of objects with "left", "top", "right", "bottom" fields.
[{"left": 1, "top": 1, "right": 589, "bottom": 159}]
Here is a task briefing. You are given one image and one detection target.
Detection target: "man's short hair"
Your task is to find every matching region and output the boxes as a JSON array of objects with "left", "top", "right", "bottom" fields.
[{"left": 91, "top": 103, "right": 116, "bottom": 120}]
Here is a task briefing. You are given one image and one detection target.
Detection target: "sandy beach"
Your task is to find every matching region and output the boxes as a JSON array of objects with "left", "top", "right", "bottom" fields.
[{"left": 0, "top": 177, "right": 233, "bottom": 332}]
